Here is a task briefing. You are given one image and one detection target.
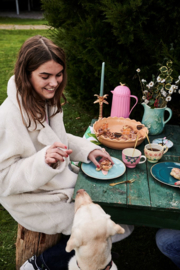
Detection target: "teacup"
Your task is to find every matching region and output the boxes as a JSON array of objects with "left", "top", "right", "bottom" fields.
[
  {"left": 144, "top": 143, "right": 168, "bottom": 163},
  {"left": 122, "top": 148, "right": 146, "bottom": 168}
]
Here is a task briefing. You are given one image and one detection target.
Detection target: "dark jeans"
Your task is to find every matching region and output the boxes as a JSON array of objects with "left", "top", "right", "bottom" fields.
[
  {"left": 156, "top": 229, "right": 180, "bottom": 268},
  {"left": 37, "top": 235, "right": 75, "bottom": 270}
]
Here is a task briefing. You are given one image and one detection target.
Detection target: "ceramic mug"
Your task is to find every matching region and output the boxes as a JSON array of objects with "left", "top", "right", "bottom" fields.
[
  {"left": 144, "top": 143, "right": 168, "bottom": 163},
  {"left": 122, "top": 148, "right": 146, "bottom": 168}
]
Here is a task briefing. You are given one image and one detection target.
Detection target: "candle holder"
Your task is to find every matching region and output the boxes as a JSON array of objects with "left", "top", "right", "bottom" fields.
[{"left": 94, "top": 94, "right": 109, "bottom": 119}]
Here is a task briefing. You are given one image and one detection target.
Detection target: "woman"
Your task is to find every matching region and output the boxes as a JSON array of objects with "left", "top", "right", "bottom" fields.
[{"left": 0, "top": 35, "right": 133, "bottom": 270}]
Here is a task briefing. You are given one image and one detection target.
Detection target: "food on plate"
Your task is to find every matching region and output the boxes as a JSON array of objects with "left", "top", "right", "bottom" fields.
[
  {"left": 96, "top": 123, "right": 144, "bottom": 141},
  {"left": 96, "top": 157, "right": 113, "bottom": 175},
  {"left": 170, "top": 168, "right": 180, "bottom": 180}
]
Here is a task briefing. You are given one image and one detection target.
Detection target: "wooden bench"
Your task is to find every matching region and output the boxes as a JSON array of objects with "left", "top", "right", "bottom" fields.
[{"left": 16, "top": 224, "right": 61, "bottom": 269}]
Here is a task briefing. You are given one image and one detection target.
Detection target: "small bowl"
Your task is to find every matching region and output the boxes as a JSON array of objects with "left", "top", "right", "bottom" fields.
[{"left": 93, "top": 117, "right": 148, "bottom": 150}]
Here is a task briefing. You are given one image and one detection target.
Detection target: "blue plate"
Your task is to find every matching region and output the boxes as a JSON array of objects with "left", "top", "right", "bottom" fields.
[
  {"left": 81, "top": 157, "right": 126, "bottom": 180},
  {"left": 151, "top": 162, "right": 180, "bottom": 188},
  {"left": 152, "top": 138, "right": 173, "bottom": 148}
]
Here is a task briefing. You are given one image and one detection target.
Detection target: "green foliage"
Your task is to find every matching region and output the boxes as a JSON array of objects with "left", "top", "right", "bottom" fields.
[
  {"left": 137, "top": 60, "right": 180, "bottom": 108},
  {"left": 87, "top": 133, "right": 101, "bottom": 145},
  {"left": 41, "top": 0, "right": 180, "bottom": 120}
]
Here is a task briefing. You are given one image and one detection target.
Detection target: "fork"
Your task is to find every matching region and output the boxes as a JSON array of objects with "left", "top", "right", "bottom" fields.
[{"left": 109, "top": 178, "right": 135, "bottom": 186}]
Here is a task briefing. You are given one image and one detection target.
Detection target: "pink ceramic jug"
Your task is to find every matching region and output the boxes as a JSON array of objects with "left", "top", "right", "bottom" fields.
[{"left": 110, "top": 84, "right": 138, "bottom": 118}]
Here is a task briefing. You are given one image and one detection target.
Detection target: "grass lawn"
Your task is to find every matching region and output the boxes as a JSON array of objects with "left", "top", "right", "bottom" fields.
[
  {"left": 0, "top": 23, "right": 179, "bottom": 270},
  {"left": 0, "top": 17, "right": 48, "bottom": 25},
  {"left": 0, "top": 29, "right": 52, "bottom": 104}
]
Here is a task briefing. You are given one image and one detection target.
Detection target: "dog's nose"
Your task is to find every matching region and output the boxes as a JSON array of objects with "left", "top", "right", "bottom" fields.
[{"left": 76, "top": 189, "right": 85, "bottom": 194}]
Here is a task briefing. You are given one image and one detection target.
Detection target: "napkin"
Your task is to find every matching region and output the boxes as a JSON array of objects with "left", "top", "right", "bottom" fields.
[{"left": 83, "top": 126, "right": 98, "bottom": 143}]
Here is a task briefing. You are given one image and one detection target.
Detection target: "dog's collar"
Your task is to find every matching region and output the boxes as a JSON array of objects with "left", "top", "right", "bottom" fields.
[
  {"left": 102, "top": 259, "right": 113, "bottom": 270},
  {"left": 76, "top": 259, "right": 113, "bottom": 270}
]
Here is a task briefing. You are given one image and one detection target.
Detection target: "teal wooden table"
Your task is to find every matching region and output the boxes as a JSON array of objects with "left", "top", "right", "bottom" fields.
[{"left": 73, "top": 122, "right": 180, "bottom": 230}]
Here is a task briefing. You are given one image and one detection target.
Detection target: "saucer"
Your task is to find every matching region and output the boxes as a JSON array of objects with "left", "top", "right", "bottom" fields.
[{"left": 152, "top": 138, "right": 173, "bottom": 149}]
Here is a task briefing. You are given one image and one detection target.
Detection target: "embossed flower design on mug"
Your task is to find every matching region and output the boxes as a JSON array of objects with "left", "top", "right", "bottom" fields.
[
  {"left": 144, "top": 143, "right": 168, "bottom": 163},
  {"left": 122, "top": 148, "right": 146, "bottom": 168}
]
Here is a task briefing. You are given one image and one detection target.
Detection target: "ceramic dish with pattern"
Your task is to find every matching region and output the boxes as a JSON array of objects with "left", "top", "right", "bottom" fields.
[
  {"left": 152, "top": 138, "right": 173, "bottom": 149},
  {"left": 81, "top": 157, "right": 126, "bottom": 180},
  {"left": 93, "top": 117, "right": 148, "bottom": 150},
  {"left": 150, "top": 162, "right": 180, "bottom": 188}
]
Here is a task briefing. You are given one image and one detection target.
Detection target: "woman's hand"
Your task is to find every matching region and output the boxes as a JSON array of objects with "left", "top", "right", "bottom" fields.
[
  {"left": 88, "top": 148, "right": 114, "bottom": 168},
  {"left": 175, "top": 181, "right": 180, "bottom": 186},
  {"left": 45, "top": 142, "right": 72, "bottom": 167}
]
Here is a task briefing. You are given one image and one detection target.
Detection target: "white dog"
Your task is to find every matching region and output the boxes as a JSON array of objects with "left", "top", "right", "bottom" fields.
[{"left": 66, "top": 189, "right": 125, "bottom": 270}]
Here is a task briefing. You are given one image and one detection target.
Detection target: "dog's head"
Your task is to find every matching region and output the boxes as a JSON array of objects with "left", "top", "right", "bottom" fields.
[
  {"left": 74, "top": 188, "right": 93, "bottom": 212},
  {"left": 66, "top": 189, "right": 124, "bottom": 270}
]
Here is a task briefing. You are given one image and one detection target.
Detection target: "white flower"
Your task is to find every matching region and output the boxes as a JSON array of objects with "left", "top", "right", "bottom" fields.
[
  {"left": 141, "top": 79, "right": 146, "bottom": 83},
  {"left": 143, "top": 90, "right": 148, "bottom": 94},
  {"left": 175, "top": 85, "right": 178, "bottom": 89},
  {"left": 146, "top": 84, "right": 150, "bottom": 89},
  {"left": 175, "top": 80, "right": 179, "bottom": 84},
  {"left": 162, "top": 91, "right": 167, "bottom": 97},
  {"left": 149, "top": 81, "right": 154, "bottom": 87},
  {"left": 160, "top": 88, "right": 164, "bottom": 93},
  {"left": 166, "top": 96, "right": 171, "bottom": 102},
  {"left": 178, "top": 76, "right": 180, "bottom": 80},
  {"left": 174, "top": 89, "right": 177, "bottom": 93},
  {"left": 170, "top": 85, "right": 174, "bottom": 91},
  {"left": 169, "top": 89, "right": 173, "bottom": 94},
  {"left": 136, "top": 68, "right": 141, "bottom": 73},
  {"left": 178, "top": 90, "right": 180, "bottom": 94},
  {"left": 142, "top": 96, "right": 146, "bottom": 100},
  {"left": 157, "top": 76, "right": 165, "bottom": 83},
  {"left": 157, "top": 76, "right": 161, "bottom": 82},
  {"left": 144, "top": 99, "right": 149, "bottom": 104}
]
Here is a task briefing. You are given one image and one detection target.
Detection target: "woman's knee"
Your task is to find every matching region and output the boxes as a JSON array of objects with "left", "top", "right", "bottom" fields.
[
  {"left": 156, "top": 229, "right": 167, "bottom": 251},
  {"left": 156, "top": 229, "right": 180, "bottom": 256}
]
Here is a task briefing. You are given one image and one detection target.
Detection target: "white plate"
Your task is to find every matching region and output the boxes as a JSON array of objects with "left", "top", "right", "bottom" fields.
[
  {"left": 152, "top": 138, "right": 173, "bottom": 148},
  {"left": 81, "top": 157, "right": 126, "bottom": 180}
]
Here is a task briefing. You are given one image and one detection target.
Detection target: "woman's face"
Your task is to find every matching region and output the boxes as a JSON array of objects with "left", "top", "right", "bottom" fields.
[{"left": 30, "top": 60, "right": 64, "bottom": 100}]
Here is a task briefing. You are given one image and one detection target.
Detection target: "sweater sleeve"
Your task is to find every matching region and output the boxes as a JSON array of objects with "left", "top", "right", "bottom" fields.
[
  {"left": 0, "top": 146, "right": 66, "bottom": 197},
  {"left": 67, "top": 133, "right": 101, "bottom": 162},
  {"left": 0, "top": 120, "right": 65, "bottom": 197}
]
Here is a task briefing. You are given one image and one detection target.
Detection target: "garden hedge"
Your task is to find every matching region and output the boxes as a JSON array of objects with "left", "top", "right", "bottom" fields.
[{"left": 41, "top": 0, "right": 180, "bottom": 121}]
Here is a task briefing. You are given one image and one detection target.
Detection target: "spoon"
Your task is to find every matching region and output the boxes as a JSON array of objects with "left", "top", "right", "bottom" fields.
[
  {"left": 146, "top": 132, "right": 153, "bottom": 151},
  {"left": 132, "top": 133, "right": 139, "bottom": 156},
  {"left": 109, "top": 178, "right": 135, "bottom": 186}
]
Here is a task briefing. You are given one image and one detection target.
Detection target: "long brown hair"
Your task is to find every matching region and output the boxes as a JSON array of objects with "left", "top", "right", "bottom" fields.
[{"left": 14, "top": 35, "right": 67, "bottom": 128}]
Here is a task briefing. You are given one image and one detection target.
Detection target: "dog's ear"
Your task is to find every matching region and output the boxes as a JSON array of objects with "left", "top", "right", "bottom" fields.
[
  {"left": 66, "top": 236, "right": 77, "bottom": 252},
  {"left": 106, "top": 220, "right": 125, "bottom": 237},
  {"left": 66, "top": 233, "right": 82, "bottom": 252}
]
